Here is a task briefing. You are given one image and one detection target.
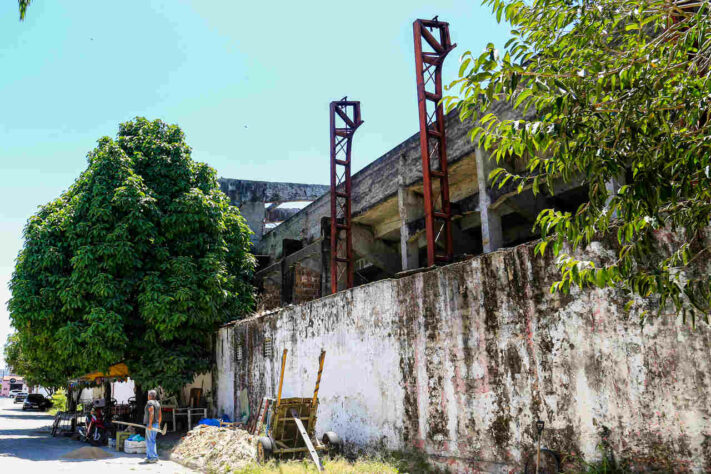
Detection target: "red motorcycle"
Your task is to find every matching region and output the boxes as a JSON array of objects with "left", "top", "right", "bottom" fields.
[{"left": 78, "top": 407, "right": 111, "bottom": 446}]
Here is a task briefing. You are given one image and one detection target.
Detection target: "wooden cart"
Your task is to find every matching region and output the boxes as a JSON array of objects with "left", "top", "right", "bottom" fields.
[{"left": 256, "top": 350, "right": 341, "bottom": 471}]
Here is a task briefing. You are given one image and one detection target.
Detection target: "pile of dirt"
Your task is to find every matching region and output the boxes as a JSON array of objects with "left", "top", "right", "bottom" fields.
[
  {"left": 170, "top": 425, "right": 256, "bottom": 471},
  {"left": 61, "top": 446, "right": 113, "bottom": 459}
]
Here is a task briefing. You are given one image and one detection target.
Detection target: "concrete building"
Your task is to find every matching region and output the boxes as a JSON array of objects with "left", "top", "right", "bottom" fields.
[
  {"left": 213, "top": 106, "right": 710, "bottom": 470},
  {"left": 1, "top": 376, "right": 27, "bottom": 396},
  {"left": 222, "top": 106, "right": 590, "bottom": 310}
]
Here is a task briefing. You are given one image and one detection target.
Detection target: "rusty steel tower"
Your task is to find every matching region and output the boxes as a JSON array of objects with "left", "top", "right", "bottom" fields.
[
  {"left": 330, "top": 98, "right": 363, "bottom": 294},
  {"left": 413, "top": 17, "right": 456, "bottom": 266}
]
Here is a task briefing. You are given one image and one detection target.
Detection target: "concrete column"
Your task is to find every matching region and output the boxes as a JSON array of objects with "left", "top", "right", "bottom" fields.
[
  {"left": 476, "top": 147, "right": 503, "bottom": 253},
  {"left": 397, "top": 186, "right": 423, "bottom": 270},
  {"left": 239, "top": 201, "right": 266, "bottom": 244},
  {"left": 605, "top": 174, "right": 626, "bottom": 217}
]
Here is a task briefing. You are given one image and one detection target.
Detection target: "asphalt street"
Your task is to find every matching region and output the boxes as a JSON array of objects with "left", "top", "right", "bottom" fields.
[{"left": 0, "top": 397, "right": 193, "bottom": 473}]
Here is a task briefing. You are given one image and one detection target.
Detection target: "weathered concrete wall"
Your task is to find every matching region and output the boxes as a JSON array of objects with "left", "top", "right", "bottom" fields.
[
  {"left": 218, "top": 179, "right": 328, "bottom": 208},
  {"left": 217, "top": 231, "right": 711, "bottom": 472},
  {"left": 218, "top": 178, "right": 329, "bottom": 244},
  {"left": 215, "top": 328, "right": 235, "bottom": 419}
]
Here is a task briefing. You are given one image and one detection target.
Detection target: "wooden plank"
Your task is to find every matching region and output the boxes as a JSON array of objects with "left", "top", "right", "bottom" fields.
[{"left": 290, "top": 408, "right": 323, "bottom": 472}]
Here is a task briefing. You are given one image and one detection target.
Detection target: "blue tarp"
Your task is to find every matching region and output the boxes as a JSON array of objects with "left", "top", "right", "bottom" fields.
[
  {"left": 197, "top": 415, "right": 231, "bottom": 427},
  {"left": 197, "top": 418, "right": 221, "bottom": 427}
]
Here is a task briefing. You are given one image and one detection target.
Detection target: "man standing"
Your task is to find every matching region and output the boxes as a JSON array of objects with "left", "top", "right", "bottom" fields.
[{"left": 143, "top": 390, "right": 162, "bottom": 463}]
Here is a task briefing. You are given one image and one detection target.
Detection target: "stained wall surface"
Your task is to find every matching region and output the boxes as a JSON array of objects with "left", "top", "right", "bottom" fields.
[{"left": 217, "top": 231, "right": 711, "bottom": 472}]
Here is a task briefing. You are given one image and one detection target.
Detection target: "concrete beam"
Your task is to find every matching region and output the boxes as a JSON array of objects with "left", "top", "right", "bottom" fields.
[
  {"left": 219, "top": 178, "right": 329, "bottom": 207},
  {"left": 353, "top": 223, "right": 402, "bottom": 275},
  {"left": 605, "top": 174, "right": 626, "bottom": 217},
  {"left": 266, "top": 207, "right": 302, "bottom": 223}
]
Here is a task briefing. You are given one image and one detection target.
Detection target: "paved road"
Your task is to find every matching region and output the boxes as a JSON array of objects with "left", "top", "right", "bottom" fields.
[{"left": 0, "top": 397, "right": 193, "bottom": 473}]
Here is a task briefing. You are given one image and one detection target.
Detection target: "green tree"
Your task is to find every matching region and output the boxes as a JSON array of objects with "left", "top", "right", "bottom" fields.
[
  {"left": 4, "top": 333, "right": 64, "bottom": 391},
  {"left": 8, "top": 118, "right": 255, "bottom": 393},
  {"left": 18, "top": 0, "right": 30, "bottom": 20},
  {"left": 450, "top": 0, "right": 711, "bottom": 323}
]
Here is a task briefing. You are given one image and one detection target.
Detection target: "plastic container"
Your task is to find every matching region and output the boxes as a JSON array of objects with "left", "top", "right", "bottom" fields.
[
  {"left": 123, "top": 439, "right": 147, "bottom": 454},
  {"left": 116, "top": 431, "right": 131, "bottom": 451}
]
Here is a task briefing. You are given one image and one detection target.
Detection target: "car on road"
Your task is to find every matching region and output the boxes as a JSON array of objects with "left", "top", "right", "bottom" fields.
[
  {"left": 13, "top": 392, "right": 28, "bottom": 404},
  {"left": 23, "top": 394, "right": 52, "bottom": 411},
  {"left": 8, "top": 390, "right": 22, "bottom": 398}
]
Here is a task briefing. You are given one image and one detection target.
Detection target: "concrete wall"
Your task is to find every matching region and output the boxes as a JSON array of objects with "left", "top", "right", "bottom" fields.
[
  {"left": 215, "top": 327, "right": 236, "bottom": 419},
  {"left": 217, "top": 231, "right": 711, "bottom": 472},
  {"left": 111, "top": 379, "right": 135, "bottom": 404},
  {"left": 218, "top": 179, "right": 329, "bottom": 244},
  {"left": 181, "top": 372, "right": 212, "bottom": 408}
]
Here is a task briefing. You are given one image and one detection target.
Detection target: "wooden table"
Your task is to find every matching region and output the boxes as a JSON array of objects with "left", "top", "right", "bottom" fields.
[
  {"left": 161, "top": 405, "right": 177, "bottom": 432},
  {"left": 167, "top": 407, "right": 207, "bottom": 431}
]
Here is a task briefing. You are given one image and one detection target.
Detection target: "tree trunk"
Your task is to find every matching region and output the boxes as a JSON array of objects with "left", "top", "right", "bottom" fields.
[
  {"left": 67, "top": 386, "right": 77, "bottom": 412},
  {"left": 103, "top": 380, "right": 112, "bottom": 409},
  {"left": 134, "top": 383, "right": 147, "bottom": 423}
]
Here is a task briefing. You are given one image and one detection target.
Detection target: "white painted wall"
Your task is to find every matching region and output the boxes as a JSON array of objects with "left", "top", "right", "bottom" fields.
[
  {"left": 217, "top": 232, "right": 711, "bottom": 472},
  {"left": 215, "top": 327, "right": 235, "bottom": 418},
  {"left": 181, "top": 372, "right": 212, "bottom": 408},
  {"left": 112, "top": 379, "right": 135, "bottom": 404},
  {"left": 79, "top": 379, "right": 135, "bottom": 405}
]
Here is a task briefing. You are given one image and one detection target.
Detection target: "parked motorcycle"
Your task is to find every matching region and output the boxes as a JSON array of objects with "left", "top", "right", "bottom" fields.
[{"left": 77, "top": 407, "right": 111, "bottom": 446}]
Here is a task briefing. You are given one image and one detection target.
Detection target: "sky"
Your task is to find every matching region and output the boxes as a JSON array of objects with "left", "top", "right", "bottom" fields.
[{"left": 0, "top": 1, "right": 510, "bottom": 367}]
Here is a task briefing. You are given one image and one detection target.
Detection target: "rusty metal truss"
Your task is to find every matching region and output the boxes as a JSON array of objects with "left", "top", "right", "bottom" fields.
[
  {"left": 330, "top": 98, "right": 363, "bottom": 294},
  {"left": 413, "top": 17, "right": 456, "bottom": 266}
]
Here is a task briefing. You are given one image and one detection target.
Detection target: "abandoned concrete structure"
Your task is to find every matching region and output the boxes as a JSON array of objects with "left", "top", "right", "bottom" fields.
[
  {"left": 218, "top": 179, "right": 328, "bottom": 244},
  {"left": 221, "top": 105, "right": 589, "bottom": 310},
  {"left": 216, "top": 230, "right": 711, "bottom": 472},
  {"left": 213, "top": 100, "right": 709, "bottom": 471}
]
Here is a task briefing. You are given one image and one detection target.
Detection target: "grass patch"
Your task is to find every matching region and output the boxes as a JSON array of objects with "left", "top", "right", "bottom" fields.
[
  {"left": 226, "top": 451, "right": 441, "bottom": 474},
  {"left": 231, "top": 458, "right": 398, "bottom": 474}
]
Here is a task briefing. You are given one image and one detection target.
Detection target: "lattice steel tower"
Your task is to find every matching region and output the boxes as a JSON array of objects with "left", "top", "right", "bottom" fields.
[
  {"left": 330, "top": 98, "right": 363, "bottom": 294},
  {"left": 413, "top": 17, "right": 456, "bottom": 266}
]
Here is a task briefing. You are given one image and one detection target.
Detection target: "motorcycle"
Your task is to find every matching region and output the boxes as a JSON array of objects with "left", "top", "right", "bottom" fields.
[{"left": 77, "top": 406, "right": 111, "bottom": 446}]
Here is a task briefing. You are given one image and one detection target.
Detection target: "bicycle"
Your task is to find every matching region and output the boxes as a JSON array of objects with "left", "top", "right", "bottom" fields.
[{"left": 50, "top": 411, "right": 62, "bottom": 437}]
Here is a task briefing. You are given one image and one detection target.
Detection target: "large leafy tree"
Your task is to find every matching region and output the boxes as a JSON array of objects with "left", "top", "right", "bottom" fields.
[
  {"left": 450, "top": 0, "right": 711, "bottom": 322},
  {"left": 4, "top": 333, "right": 64, "bottom": 391},
  {"left": 8, "top": 118, "right": 254, "bottom": 393}
]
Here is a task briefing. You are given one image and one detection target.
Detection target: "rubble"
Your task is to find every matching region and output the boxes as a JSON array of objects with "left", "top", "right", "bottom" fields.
[{"left": 170, "top": 425, "right": 256, "bottom": 471}]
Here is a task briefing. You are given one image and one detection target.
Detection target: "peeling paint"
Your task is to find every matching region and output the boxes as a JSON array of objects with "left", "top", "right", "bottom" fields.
[{"left": 217, "top": 235, "right": 711, "bottom": 471}]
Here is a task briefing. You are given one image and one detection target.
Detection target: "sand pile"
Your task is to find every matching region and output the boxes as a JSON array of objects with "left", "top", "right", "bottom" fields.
[
  {"left": 62, "top": 446, "right": 113, "bottom": 459},
  {"left": 171, "top": 425, "right": 256, "bottom": 471}
]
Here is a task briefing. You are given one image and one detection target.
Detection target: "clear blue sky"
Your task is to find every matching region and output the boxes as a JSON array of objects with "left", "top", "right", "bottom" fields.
[{"left": 0, "top": 1, "right": 510, "bottom": 366}]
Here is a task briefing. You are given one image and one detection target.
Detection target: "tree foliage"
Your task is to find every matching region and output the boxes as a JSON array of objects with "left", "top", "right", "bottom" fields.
[
  {"left": 18, "top": 0, "right": 30, "bottom": 20},
  {"left": 9, "top": 118, "right": 255, "bottom": 392},
  {"left": 4, "top": 333, "right": 64, "bottom": 389},
  {"left": 449, "top": 0, "right": 711, "bottom": 323}
]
